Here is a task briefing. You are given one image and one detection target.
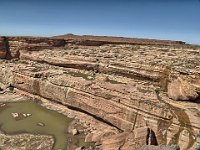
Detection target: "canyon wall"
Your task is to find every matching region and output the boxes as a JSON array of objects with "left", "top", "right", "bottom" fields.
[{"left": 0, "top": 36, "right": 199, "bottom": 150}]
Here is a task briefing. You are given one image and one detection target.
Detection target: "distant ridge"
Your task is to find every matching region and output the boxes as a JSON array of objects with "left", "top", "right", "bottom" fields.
[{"left": 53, "top": 34, "right": 186, "bottom": 46}]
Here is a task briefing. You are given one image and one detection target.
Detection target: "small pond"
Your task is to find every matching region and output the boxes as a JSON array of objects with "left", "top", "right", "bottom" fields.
[{"left": 0, "top": 101, "right": 88, "bottom": 150}]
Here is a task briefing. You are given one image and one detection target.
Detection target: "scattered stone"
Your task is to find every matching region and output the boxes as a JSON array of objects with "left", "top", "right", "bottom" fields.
[
  {"left": 0, "top": 103, "right": 6, "bottom": 107},
  {"left": 72, "top": 129, "right": 79, "bottom": 135},
  {"left": 87, "top": 76, "right": 94, "bottom": 80},
  {"left": 11, "top": 112, "right": 19, "bottom": 119},
  {"left": 26, "top": 113, "right": 32, "bottom": 117},
  {"left": 37, "top": 122, "right": 45, "bottom": 127},
  {"left": 11, "top": 112, "right": 32, "bottom": 120}
]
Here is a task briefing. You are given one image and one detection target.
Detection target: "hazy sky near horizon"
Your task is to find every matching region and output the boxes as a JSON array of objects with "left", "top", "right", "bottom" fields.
[{"left": 0, "top": 0, "right": 200, "bottom": 44}]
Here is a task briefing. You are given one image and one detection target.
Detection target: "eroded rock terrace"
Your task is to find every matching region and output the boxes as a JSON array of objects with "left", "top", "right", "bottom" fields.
[{"left": 0, "top": 35, "right": 200, "bottom": 150}]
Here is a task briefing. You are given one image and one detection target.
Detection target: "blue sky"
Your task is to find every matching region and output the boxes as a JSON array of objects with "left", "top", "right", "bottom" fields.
[{"left": 0, "top": 0, "right": 200, "bottom": 44}]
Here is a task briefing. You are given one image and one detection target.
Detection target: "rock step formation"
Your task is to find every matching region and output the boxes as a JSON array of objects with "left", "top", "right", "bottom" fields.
[{"left": 0, "top": 35, "right": 199, "bottom": 150}]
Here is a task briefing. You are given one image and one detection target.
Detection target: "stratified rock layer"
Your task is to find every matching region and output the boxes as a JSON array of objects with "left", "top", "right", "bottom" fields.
[{"left": 0, "top": 35, "right": 199, "bottom": 150}]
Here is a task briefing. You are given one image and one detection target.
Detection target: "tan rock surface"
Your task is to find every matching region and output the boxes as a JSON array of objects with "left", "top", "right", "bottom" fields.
[
  {"left": 168, "top": 77, "right": 199, "bottom": 101},
  {"left": 0, "top": 35, "right": 200, "bottom": 150}
]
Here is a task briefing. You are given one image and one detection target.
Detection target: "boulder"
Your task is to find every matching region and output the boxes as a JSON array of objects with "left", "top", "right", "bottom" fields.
[
  {"left": 72, "top": 129, "right": 79, "bottom": 135},
  {"left": 11, "top": 112, "right": 19, "bottom": 118},
  {"left": 168, "top": 77, "right": 199, "bottom": 101},
  {"left": 178, "top": 129, "right": 190, "bottom": 150},
  {"left": 37, "top": 122, "right": 45, "bottom": 127}
]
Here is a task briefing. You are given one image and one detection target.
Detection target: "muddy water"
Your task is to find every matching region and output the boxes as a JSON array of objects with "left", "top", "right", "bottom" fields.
[{"left": 0, "top": 101, "right": 83, "bottom": 150}]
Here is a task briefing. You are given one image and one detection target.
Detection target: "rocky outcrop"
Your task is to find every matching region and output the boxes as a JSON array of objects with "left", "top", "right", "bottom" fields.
[
  {"left": 0, "top": 37, "right": 7, "bottom": 59},
  {"left": 0, "top": 36, "right": 65, "bottom": 59},
  {"left": 168, "top": 77, "right": 200, "bottom": 101},
  {"left": 0, "top": 35, "right": 199, "bottom": 150}
]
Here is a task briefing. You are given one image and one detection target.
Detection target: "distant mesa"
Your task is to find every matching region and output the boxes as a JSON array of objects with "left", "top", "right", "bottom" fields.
[{"left": 53, "top": 33, "right": 186, "bottom": 46}]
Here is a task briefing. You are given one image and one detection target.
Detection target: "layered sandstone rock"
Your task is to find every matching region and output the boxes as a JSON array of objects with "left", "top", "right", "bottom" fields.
[
  {"left": 54, "top": 34, "right": 185, "bottom": 46},
  {"left": 0, "top": 35, "right": 199, "bottom": 150}
]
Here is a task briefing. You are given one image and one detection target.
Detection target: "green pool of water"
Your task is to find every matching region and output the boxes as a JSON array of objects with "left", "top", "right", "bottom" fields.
[{"left": 0, "top": 101, "right": 75, "bottom": 150}]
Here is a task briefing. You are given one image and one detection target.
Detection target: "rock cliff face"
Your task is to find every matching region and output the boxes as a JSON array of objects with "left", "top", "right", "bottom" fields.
[
  {"left": 0, "top": 35, "right": 199, "bottom": 150},
  {"left": 0, "top": 37, "right": 8, "bottom": 59},
  {"left": 0, "top": 36, "right": 65, "bottom": 59}
]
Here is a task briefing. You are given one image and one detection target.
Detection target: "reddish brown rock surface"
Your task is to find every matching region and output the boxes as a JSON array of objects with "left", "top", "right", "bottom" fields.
[
  {"left": 0, "top": 37, "right": 7, "bottom": 59},
  {"left": 0, "top": 35, "right": 199, "bottom": 150}
]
